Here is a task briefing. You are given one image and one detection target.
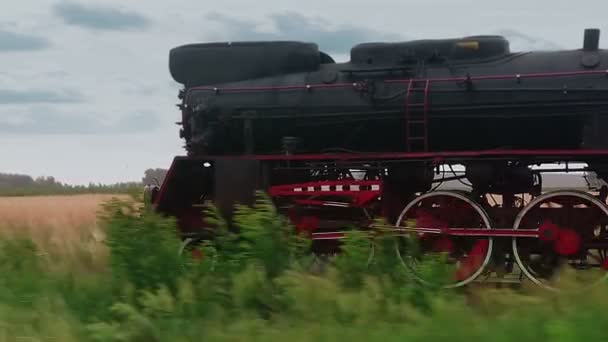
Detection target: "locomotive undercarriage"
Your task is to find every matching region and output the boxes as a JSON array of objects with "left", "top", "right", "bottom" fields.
[{"left": 150, "top": 151, "right": 608, "bottom": 291}]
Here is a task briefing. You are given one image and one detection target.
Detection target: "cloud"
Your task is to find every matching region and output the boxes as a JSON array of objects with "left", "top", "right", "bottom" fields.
[
  {"left": 202, "top": 14, "right": 565, "bottom": 55},
  {"left": 0, "top": 89, "right": 83, "bottom": 104},
  {"left": 496, "top": 29, "right": 562, "bottom": 51},
  {"left": 0, "top": 89, "right": 84, "bottom": 104},
  {"left": 204, "top": 12, "right": 403, "bottom": 54},
  {"left": 0, "top": 109, "right": 99, "bottom": 134},
  {"left": 0, "top": 30, "right": 51, "bottom": 52},
  {"left": 53, "top": 2, "right": 151, "bottom": 31},
  {"left": 112, "top": 112, "right": 161, "bottom": 133},
  {"left": 0, "top": 107, "right": 160, "bottom": 135}
]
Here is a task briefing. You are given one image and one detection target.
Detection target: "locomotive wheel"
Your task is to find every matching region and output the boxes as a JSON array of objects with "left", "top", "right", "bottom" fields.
[
  {"left": 179, "top": 238, "right": 202, "bottom": 259},
  {"left": 178, "top": 237, "right": 211, "bottom": 268},
  {"left": 285, "top": 201, "right": 376, "bottom": 272},
  {"left": 394, "top": 191, "right": 493, "bottom": 288},
  {"left": 512, "top": 190, "right": 608, "bottom": 291}
]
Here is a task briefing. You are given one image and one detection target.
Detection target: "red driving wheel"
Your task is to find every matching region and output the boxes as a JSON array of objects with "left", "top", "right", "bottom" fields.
[
  {"left": 512, "top": 190, "right": 608, "bottom": 291},
  {"left": 395, "top": 191, "right": 493, "bottom": 288}
]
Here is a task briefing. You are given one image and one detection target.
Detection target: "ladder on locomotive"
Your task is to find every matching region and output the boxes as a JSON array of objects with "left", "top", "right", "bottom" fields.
[{"left": 405, "top": 79, "right": 431, "bottom": 152}]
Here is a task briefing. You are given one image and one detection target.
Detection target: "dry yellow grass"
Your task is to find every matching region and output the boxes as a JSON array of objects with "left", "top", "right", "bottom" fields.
[
  {"left": 0, "top": 194, "right": 129, "bottom": 270},
  {"left": 0, "top": 194, "right": 126, "bottom": 235}
]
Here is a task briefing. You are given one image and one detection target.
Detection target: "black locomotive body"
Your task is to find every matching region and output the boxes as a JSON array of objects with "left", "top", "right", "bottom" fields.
[{"left": 171, "top": 29, "right": 608, "bottom": 156}]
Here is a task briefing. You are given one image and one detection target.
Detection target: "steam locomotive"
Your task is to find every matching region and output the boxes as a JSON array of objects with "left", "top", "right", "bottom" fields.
[{"left": 150, "top": 29, "right": 608, "bottom": 290}]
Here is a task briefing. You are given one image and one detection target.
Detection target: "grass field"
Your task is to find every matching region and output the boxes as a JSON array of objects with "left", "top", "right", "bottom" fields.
[
  {"left": 0, "top": 193, "right": 605, "bottom": 341},
  {"left": 0, "top": 194, "right": 123, "bottom": 234},
  {"left": 0, "top": 194, "right": 127, "bottom": 273}
]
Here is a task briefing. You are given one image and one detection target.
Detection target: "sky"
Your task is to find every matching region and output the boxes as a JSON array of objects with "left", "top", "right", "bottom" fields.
[{"left": 1, "top": 0, "right": 607, "bottom": 185}]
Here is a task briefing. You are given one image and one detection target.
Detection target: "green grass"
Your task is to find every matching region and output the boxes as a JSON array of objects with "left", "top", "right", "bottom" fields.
[{"left": 0, "top": 192, "right": 605, "bottom": 341}]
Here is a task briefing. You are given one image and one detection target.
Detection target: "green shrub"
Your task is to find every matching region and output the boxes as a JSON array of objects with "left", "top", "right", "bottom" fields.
[
  {"left": 99, "top": 197, "right": 187, "bottom": 293},
  {"left": 200, "top": 192, "right": 311, "bottom": 279},
  {"left": 0, "top": 237, "right": 50, "bottom": 307}
]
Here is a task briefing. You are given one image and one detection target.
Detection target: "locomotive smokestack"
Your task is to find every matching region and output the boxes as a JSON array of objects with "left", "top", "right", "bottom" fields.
[{"left": 583, "top": 28, "right": 600, "bottom": 50}]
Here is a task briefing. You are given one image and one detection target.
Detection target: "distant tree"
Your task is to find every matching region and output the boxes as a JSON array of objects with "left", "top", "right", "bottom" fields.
[
  {"left": 34, "top": 176, "right": 59, "bottom": 186},
  {"left": 0, "top": 172, "right": 142, "bottom": 196},
  {"left": 0, "top": 173, "right": 35, "bottom": 188},
  {"left": 142, "top": 168, "right": 168, "bottom": 186}
]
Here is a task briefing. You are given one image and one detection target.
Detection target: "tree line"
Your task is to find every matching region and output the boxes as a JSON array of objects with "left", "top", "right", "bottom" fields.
[{"left": 0, "top": 168, "right": 168, "bottom": 196}]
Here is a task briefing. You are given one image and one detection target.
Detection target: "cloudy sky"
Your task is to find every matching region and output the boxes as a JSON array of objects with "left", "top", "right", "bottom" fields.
[{"left": 1, "top": 0, "right": 607, "bottom": 184}]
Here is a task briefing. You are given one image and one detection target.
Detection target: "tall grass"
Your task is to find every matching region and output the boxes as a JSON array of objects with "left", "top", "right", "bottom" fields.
[{"left": 0, "top": 192, "right": 605, "bottom": 341}]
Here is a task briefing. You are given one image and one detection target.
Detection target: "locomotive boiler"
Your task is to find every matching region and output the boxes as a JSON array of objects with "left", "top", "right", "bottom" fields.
[
  {"left": 171, "top": 29, "right": 608, "bottom": 155},
  {"left": 151, "top": 29, "right": 608, "bottom": 291}
]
